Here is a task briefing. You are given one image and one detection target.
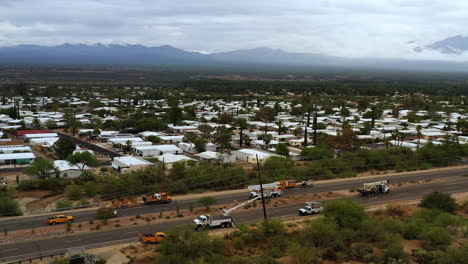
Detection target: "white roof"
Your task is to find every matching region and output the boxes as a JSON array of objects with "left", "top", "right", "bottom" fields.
[
  {"left": 30, "top": 137, "right": 60, "bottom": 145},
  {"left": 157, "top": 153, "right": 195, "bottom": 163},
  {"left": 196, "top": 151, "right": 218, "bottom": 160},
  {"left": 24, "top": 133, "right": 58, "bottom": 138},
  {"left": 133, "top": 144, "right": 182, "bottom": 152},
  {"left": 53, "top": 160, "right": 91, "bottom": 172},
  {"left": 236, "top": 149, "right": 275, "bottom": 159},
  {"left": 0, "top": 152, "right": 35, "bottom": 160},
  {"left": 113, "top": 156, "right": 154, "bottom": 167}
]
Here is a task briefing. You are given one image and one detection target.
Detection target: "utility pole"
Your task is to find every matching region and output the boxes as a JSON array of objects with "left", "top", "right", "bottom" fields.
[
  {"left": 256, "top": 154, "right": 268, "bottom": 221},
  {"left": 161, "top": 158, "right": 166, "bottom": 192}
]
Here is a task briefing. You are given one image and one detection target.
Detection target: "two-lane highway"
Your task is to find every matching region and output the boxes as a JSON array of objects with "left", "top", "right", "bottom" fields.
[
  {"left": 0, "top": 174, "right": 467, "bottom": 263},
  {"left": 1, "top": 167, "right": 467, "bottom": 233}
]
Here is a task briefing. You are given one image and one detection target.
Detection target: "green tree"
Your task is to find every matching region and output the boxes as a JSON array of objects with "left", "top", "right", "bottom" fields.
[
  {"left": 301, "top": 145, "right": 334, "bottom": 160},
  {"left": 167, "top": 105, "right": 183, "bottom": 126},
  {"left": 66, "top": 151, "right": 99, "bottom": 171},
  {"left": 53, "top": 137, "right": 76, "bottom": 159},
  {"left": 420, "top": 191, "right": 457, "bottom": 214},
  {"left": 24, "top": 157, "right": 56, "bottom": 180},
  {"left": 323, "top": 199, "right": 368, "bottom": 229},
  {"left": 275, "top": 143, "right": 289, "bottom": 156},
  {"left": 65, "top": 185, "right": 82, "bottom": 201},
  {"left": 83, "top": 182, "right": 98, "bottom": 197},
  {"left": 213, "top": 126, "right": 232, "bottom": 150},
  {"left": 198, "top": 196, "right": 217, "bottom": 211}
]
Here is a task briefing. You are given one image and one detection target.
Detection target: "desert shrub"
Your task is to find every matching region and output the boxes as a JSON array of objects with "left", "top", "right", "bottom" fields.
[
  {"left": 83, "top": 182, "right": 98, "bottom": 197},
  {"left": 420, "top": 191, "right": 457, "bottom": 213},
  {"left": 301, "top": 219, "right": 340, "bottom": 248},
  {"left": 403, "top": 219, "right": 425, "bottom": 239},
  {"left": 96, "top": 207, "right": 116, "bottom": 220},
  {"left": 421, "top": 227, "right": 453, "bottom": 250},
  {"left": 351, "top": 243, "right": 374, "bottom": 261},
  {"left": 378, "top": 232, "right": 402, "bottom": 248},
  {"left": 323, "top": 199, "right": 368, "bottom": 230},
  {"left": 55, "top": 199, "right": 72, "bottom": 209},
  {"left": 287, "top": 242, "right": 322, "bottom": 264},
  {"left": 434, "top": 244, "right": 468, "bottom": 264},
  {"left": 65, "top": 185, "right": 82, "bottom": 200},
  {"left": 0, "top": 196, "right": 22, "bottom": 216},
  {"left": 17, "top": 179, "right": 40, "bottom": 191},
  {"left": 381, "top": 245, "right": 409, "bottom": 264},
  {"left": 411, "top": 249, "right": 434, "bottom": 264},
  {"left": 77, "top": 171, "right": 96, "bottom": 183}
]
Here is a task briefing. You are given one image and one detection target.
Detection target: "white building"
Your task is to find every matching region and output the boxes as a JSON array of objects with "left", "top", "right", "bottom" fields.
[
  {"left": 132, "top": 145, "right": 183, "bottom": 157},
  {"left": 53, "top": 160, "right": 92, "bottom": 178},
  {"left": 231, "top": 149, "right": 277, "bottom": 163},
  {"left": 112, "top": 156, "right": 155, "bottom": 173}
]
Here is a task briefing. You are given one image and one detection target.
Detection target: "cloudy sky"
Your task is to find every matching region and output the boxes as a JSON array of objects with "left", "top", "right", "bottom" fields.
[{"left": 0, "top": 0, "right": 467, "bottom": 60}]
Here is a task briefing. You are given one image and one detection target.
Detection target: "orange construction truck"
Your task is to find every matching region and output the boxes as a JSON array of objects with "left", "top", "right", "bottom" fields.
[
  {"left": 44, "top": 215, "right": 74, "bottom": 225},
  {"left": 277, "top": 179, "right": 297, "bottom": 189},
  {"left": 142, "top": 192, "right": 172, "bottom": 205},
  {"left": 139, "top": 232, "right": 166, "bottom": 244}
]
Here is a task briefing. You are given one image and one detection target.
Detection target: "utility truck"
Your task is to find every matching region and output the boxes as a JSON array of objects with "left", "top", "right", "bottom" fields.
[
  {"left": 299, "top": 179, "right": 314, "bottom": 188},
  {"left": 139, "top": 232, "right": 166, "bottom": 244},
  {"left": 298, "top": 201, "right": 323, "bottom": 216},
  {"left": 142, "top": 192, "right": 172, "bottom": 205},
  {"left": 193, "top": 215, "right": 235, "bottom": 231},
  {"left": 249, "top": 188, "right": 282, "bottom": 199},
  {"left": 358, "top": 180, "right": 390, "bottom": 196},
  {"left": 193, "top": 197, "right": 259, "bottom": 230}
]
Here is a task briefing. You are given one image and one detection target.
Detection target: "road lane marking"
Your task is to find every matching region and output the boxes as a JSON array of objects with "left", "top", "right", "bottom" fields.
[
  {"left": 124, "top": 231, "right": 138, "bottom": 235},
  {"left": 1, "top": 248, "right": 18, "bottom": 252},
  {"left": 66, "top": 239, "right": 81, "bottom": 243}
]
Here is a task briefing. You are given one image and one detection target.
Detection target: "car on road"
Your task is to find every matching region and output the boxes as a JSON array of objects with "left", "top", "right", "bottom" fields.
[
  {"left": 298, "top": 201, "right": 323, "bottom": 216},
  {"left": 45, "top": 215, "right": 74, "bottom": 225}
]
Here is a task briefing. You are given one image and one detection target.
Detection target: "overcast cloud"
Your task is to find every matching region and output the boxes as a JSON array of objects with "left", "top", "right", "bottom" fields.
[{"left": 0, "top": 0, "right": 467, "bottom": 60}]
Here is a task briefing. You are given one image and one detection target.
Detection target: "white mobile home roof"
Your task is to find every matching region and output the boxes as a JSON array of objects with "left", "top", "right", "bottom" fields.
[
  {"left": 133, "top": 145, "right": 182, "bottom": 152},
  {"left": 29, "top": 137, "right": 59, "bottom": 146},
  {"left": 236, "top": 149, "right": 274, "bottom": 159},
  {"left": 24, "top": 133, "right": 58, "bottom": 138},
  {"left": 0, "top": 152, "right": 35, "bottom": 160},
  {"left": 113, "top": 156, "right": 154, "bottom": 167},
  {"left": 54, "top": 160, "right": 90, "bottom": 171},
  {"left": 157, "top": 153, "right": 195, "bottom": 163}
]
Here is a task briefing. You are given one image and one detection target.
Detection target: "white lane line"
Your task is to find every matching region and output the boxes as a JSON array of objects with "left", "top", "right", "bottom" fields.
[
  {"left": 1, "top": 248, "right": 19, "bottom": 252},
  {"left": 66, "top": 239, "right": 81, "bottom": 243}
]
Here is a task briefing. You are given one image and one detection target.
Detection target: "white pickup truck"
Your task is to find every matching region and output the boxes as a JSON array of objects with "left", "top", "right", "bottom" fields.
[
  {"left": 298, "top": 201, "right": 323, "bottom": 216},
  {"left": 193, "top": 214, "right": 235, "bottom": 231}
]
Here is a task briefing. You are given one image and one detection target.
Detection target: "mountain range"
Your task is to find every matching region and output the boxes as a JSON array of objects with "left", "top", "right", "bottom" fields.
[
  {"left": 1, "top": 43, "right": 468, "bottom": 72},
  {"left": 414, "top": 35, "right": 468, "bottom": 55}
]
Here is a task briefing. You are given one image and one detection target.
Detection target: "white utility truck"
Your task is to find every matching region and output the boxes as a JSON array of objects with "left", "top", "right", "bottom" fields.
[
  {"left": 298, "top": 201, "right": 323, "bottom": 216},
  {"left": 193, "top": 215, "right": 234, "bottom": 231},
  {"left": 358, "top": 180, "right": 390, "bottom": 196},
  {"left": 249, "top": 188, "right": 282, "bottom": 199}
]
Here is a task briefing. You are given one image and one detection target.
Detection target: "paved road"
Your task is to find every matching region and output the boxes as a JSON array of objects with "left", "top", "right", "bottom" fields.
[
  {"left": 1, "top": 167, "right": 467, "bottom": 233},
  {"left": 0, "top": 175, "right": 466, "bottom": 263},
  {"left": 57, "top": 132, "right": 122, "bottom": 159}
]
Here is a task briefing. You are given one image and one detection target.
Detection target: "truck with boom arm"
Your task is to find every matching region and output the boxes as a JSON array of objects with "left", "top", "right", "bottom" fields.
[
  {"left": 358, "top": 180, "right": 390, "bottom": 196},
  {"left": 193, "top": 197, "right": 259, "bottom": 230}
]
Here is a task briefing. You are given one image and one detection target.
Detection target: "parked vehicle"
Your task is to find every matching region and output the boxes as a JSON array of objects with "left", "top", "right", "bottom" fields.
[
  {"left": 298, "top": 201, "right": 323, "bottom": 216},
  {"left": 358, "top": 180, "right": 390, "bottom": 196},
  {"left": 45, "top": 215, "right": 74, "bottom": 225},
  {"left": 249, "top": 188, "right": 282, "bottom": 199},
  {"left": 299, "top": 179, "right": 314, "bottom": 188},
  {"left": 277, "top": 179, "right": 297, "bottom": 189},
  {"left": 139, "top": 232, "right": 166, "bottom": 244},
  {"left": 193, "top": 214, "right": 235, "bottom": 230},
  {"left": 142, "top": 193, "right": 172, "bottom": 205}
]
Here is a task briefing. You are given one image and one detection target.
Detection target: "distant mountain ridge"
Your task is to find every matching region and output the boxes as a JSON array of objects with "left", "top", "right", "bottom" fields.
[
  {"left": 1, "top": 43, "right": 468, "bottom": 72},
  {"left": 414, "top": 35, "right": 468, "bottom": 55}
]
